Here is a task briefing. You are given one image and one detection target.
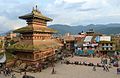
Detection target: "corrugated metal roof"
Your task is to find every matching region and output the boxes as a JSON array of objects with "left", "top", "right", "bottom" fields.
[{"left": 84, "top": 36, "right": 93, "bottom": 42}]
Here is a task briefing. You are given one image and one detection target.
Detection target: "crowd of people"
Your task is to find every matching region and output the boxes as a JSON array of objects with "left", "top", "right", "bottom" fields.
[
  {"left": 62, "top": 59, "right": 113, "bottom": 72},
  {"left": 0, "top": 66, "right": 36, "bottom": 78},
  {"left": 0, "top": 66, "right": 17, "bottom": 78},
  {"left": 0, "top": 52, "right": 119, "bottom": 78},
  {"left": 61, "top": 52, "right": 120, "bottom": 73}
]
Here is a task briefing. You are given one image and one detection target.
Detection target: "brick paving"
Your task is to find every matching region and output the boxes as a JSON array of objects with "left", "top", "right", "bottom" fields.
[{"left": 0, "top": 56, "right": 120, "bottom": 78}]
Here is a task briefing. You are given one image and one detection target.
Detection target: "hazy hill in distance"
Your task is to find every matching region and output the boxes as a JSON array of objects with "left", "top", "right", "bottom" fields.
[
  {"left": 0, "top": 23, "right": 120, "bottom": 36},
  {"left": 0, "top": 30, "right": 13, "bottom": 36},
  {"left": 49, "top": 23, "right": 120, "bottom": 35}
]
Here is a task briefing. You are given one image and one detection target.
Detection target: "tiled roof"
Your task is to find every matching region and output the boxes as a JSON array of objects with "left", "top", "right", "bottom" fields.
[
  {"left": 8, "top": 39, "right": 62, "bottom": 52},
  {"left": 19, "top": 9, "right": 52, "bottom": 21},
  {"left": 13, "top": 26, "right": 57, "bottom": 33},
  {"left": 64, "top": 36, "right": 75, "bottom": 41}
]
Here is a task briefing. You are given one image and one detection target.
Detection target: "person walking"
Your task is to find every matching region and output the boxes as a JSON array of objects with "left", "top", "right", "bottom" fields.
[
  {"left": 22, "top": 72, "right": 28, "bottom": 78},
  {"left": 117, "top": 68, "right": 120, "bottom": 74},
  {"left": 3, "top": 68, "right": 7, "bottom": 76},
  {"left": 11, "top": 74, "right": 16, "bottom": 78},
  {"left": 103, "top": 65, "right": 106, "bottom": 71},
  {"left": 38, "top": 63, "right": 42, "bottom": 72},
  {"left": 5, "top": 67, "right": 9, "bottom": 76},
  {"left": 51, "top": 67, "right": 56, "bottom": 74},
  {"left": 93, "top": 65, "right": 96, "bottom": 71},
  {"left": 0, "top": 70, "right": 1, "bottom": 74},
  {"left": 105, "top": 64, "right": 109, "bottom": 72},
  {"left": 8, "top": 68, "right": 11, "bottom": 76}
]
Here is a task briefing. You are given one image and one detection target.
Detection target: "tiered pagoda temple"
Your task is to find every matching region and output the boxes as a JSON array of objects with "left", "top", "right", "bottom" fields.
[{"left": 9, "top": 6, "right": 62, "bottom": 64}]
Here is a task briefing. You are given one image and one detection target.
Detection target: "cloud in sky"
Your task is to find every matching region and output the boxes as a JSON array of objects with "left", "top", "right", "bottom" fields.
[
  {"left": 45, "top": 0, "right": 120, "bottom": 25},
  {"left": 0, "top": 0, "right": 120, "bottom": 32}
]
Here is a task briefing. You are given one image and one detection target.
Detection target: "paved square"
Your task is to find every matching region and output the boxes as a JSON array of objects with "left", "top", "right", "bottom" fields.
[{"left": 0, "top": 56, "right": 120, "bottom": 78}]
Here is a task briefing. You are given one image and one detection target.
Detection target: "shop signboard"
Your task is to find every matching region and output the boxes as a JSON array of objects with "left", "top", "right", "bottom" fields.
[
  {"left": 83, "top": 43, "right": 98, "bottom": 47},
  {"left": 100, "top": 36, "right": 111, "bottom": 41}
]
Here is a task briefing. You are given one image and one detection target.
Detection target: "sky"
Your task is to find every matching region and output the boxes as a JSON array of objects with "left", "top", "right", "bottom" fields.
[{"left": 0, "top": 0, "right": 120, "bottom": 32}]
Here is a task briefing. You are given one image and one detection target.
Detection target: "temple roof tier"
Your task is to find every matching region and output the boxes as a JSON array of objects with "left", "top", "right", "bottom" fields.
[
  {"left": 13, "top": 26, "right": 57, "bottom": 33},
  {"left": 19, "top": 7, "right": 52, "bottom": 21},
  {"left": 8, "top": 40, "right": 63, "bottom": 52}
]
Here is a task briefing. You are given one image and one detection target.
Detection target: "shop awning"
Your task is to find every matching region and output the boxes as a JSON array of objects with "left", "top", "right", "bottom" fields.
[
  {"left": 0, "top": 53, "right": 6, "bottom": 63},
  {"left": 87, "top": 50, "right": 94, "bottom": 54}
]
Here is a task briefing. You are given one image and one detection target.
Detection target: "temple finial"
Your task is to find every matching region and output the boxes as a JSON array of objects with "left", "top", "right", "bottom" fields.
[{"left": 36, "top": 5, "right": 38, "bottom": 10}]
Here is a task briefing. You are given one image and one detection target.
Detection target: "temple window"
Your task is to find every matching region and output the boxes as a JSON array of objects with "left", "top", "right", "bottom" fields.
[
  {"left": 36, "top": 54, "right": 39, "bottom": 59},
  {"left": 26, "top": 37, "right": 27, "bottom": 39},
  {"left": 28, "top": 37, "right": 30, "bottom": 39},
  {"left": 29, "top": 55, "right": 32, "bottom": 59},
  {"left": 95, "top": 46, "right": 97, "bottom": 49},
  {"left": 110, "top": 43, "right": 112, "bottom": 46},
  {"left": 26, "top": 55, "right": 29, "bottom": 59},
  {"left": 87, "top": 46, "right": 89, "bottom": 48},
  {"left": 28, "top": 37, "right": 29, "bottom": 39},
  {"left": 102, "top": 48, "right": 104, "bottom": 50},
  {"left": 111, "top": 48, "right": 113, "bottom": 50},
  {"left": 102, "top": 44, "right": 104, "bottom": 46},
  {"left": 29, "top": 36, "right": 31, "bottom": 39},
  {"left": 23, "top": 37, "right": 26, "bottom": 39},
  {"left": 106, "top": 48, "right": 108, "bottom": 50},
  {"left": 42, "top": 37, "right": 45, "bottom": 40},
  {"left": 106, "top": 43, "right": 108, "bottom": 46}
]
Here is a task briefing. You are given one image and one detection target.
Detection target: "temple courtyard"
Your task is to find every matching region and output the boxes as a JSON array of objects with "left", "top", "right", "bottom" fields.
[{"left": 1, "top": 56, "right": 120, "bottom": 78}]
